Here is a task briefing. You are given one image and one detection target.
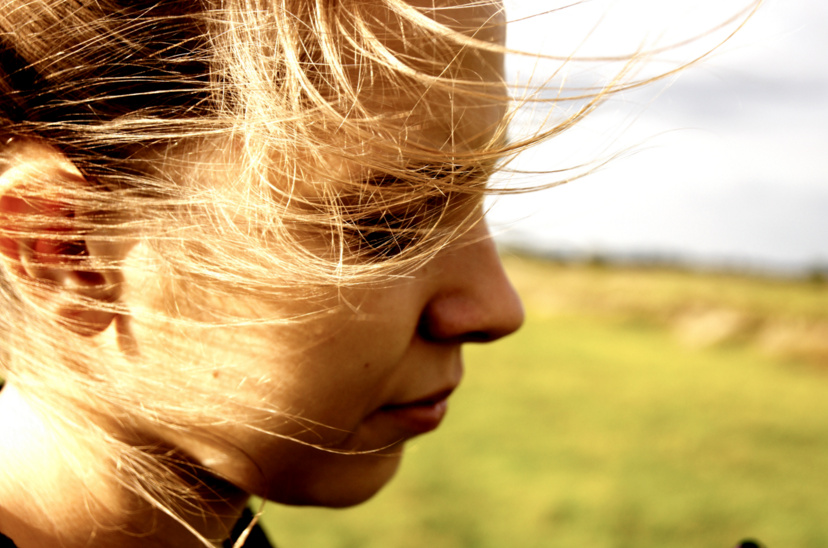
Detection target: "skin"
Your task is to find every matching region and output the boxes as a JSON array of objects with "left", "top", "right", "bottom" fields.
[
  {"left": 0, "top": 1, "right": 519, "bottom": 546},
  {"left": 129, "top": 214, "right": 524, "bottom": 508}
]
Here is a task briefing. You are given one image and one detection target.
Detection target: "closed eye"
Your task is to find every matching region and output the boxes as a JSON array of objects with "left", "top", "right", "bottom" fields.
[{"left": 351, "top": 212, "right": 420, "bottom": 258}]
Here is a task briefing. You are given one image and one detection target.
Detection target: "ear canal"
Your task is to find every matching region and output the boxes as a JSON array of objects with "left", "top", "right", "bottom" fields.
[
  {"left": 13, "top": 224, "right": 121, "bottom": 336},
  {"left": 0, "top": 148, "right": 123, "bottom": 336}
]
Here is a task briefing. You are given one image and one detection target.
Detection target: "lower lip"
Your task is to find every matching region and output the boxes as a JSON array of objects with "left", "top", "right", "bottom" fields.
[{"left": 377, "top": 399, "right": 449, "bottom": 435}]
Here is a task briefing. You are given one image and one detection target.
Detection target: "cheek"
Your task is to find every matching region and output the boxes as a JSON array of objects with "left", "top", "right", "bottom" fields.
[
  {"left": 182, "top": 365, "right": 408, "bottom": 507},
  {"left": 121, "top": 243, "right": 423, "bottom": 416},
  {"left": 201, "top": 321, "right": 419, "bottom": 503},
  {"left": 254, "top": 309, "right": 419, "bottom": 420},
  {"left": 126, "top": 299, "right": 412, "bottom": 439},
  {"left": 121, "top": 254, "right": 424, "bottom": 503}
]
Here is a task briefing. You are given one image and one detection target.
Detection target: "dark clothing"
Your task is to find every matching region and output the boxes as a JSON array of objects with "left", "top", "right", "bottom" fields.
[
  {"left": 0, "top": 532, "right": 14, "bottom": 548},
  {"left": 224, "top": 507, "right": 275, "bottom": 548}
]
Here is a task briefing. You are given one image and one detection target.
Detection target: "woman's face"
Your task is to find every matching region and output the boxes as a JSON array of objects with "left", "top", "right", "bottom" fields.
[
  {"left": 116, "top": 0, "right": 517, "bottom": 507},
  {"left": 122, "top": 215, "right": 523, "bottom": 507},
  {"left": 259, "top": 219, "right": 524, "bottom": 507}
]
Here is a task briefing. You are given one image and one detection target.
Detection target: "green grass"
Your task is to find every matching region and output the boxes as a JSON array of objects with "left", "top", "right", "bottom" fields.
[{"left": 259, "top": 257, "right": 828, "bottom": 547}]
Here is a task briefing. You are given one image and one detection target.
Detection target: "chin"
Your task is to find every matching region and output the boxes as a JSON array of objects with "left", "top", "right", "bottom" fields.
[{"left": 269, "top": 449, "right": 404, "bottom": 508}]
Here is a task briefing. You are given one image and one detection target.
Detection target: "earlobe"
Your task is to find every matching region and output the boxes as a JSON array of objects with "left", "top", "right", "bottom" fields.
[{"left": 0, "top": 146, "right": 122, "bottom": 335}]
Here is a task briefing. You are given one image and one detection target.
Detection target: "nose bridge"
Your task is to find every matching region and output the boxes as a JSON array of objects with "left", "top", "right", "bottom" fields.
[{"left": 419, "top": 223, "right": 525, "bottom": 343}]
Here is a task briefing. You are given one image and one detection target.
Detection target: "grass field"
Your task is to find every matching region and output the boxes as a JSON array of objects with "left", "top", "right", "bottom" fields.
[{"left": 258, "top": 255, "right": 828, "bottom": 548}]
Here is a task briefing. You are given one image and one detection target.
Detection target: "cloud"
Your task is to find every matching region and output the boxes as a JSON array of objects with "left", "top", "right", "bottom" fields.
[{"left": 495, "top": 0, "right": 828, "bottom": 272}]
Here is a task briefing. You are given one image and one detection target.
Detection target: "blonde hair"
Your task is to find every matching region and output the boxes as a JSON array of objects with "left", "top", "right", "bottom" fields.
[{"left": 0, "top": 0, "right": 760, "bottom": 545}]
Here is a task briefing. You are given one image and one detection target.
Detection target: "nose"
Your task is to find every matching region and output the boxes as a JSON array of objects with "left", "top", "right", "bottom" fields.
[{"left": 418, "top": 221, "right": 524, "bottom": 343}]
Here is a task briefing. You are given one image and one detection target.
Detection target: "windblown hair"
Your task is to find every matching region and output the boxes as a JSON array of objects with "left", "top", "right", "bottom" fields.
[{"left": 0, "top": 0, "right": 760, "bottom": 545}]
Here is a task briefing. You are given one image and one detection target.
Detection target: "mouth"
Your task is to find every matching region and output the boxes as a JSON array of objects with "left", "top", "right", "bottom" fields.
[{"left": 375, "top": 388, "right": 455, "bottom": 436}]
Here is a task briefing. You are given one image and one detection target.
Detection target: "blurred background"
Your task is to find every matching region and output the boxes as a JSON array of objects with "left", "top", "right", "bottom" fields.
[
  {"left": 261, "top": 1, "right": 828, "bottom": 547},
  {"left": 491, "top": 0, "right": 827, "bottom": 276}
]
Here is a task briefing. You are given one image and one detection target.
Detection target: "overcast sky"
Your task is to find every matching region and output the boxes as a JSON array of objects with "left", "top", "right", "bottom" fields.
[{"left": 489, "top": 0, "right": 828, "bottom": 274}]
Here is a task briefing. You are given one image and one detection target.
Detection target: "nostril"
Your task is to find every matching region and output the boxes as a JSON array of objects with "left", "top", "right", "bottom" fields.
[
  {"left": 417, "top": 314, "right": 442, "bottom": 342},
  {"left": 417, "top": 321, "right": 493, "bottom": 344},
  {"left": 463, "top": 331, "right": 496, "bottom": 343}
]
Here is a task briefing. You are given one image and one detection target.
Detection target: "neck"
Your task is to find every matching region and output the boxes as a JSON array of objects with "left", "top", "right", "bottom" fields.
[{"left": 0, "top": 382, "right": 249, "bottom": 548}]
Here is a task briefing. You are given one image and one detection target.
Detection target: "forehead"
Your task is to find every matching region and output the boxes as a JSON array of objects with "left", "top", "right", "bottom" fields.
[
  {"left": 358, "top": 0, "right": 507, "bottom": 151},
  {"left": 171, "top": 1, "right": 508, "bottom": 195}
]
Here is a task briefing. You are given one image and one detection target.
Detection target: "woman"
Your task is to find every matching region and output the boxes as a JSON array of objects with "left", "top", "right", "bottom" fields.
[
  {"left": 0, "top": 0, "right": 761, "bottom": 546},
  {"left": 0, "top": 0, "right": 524, "bottom": 546}
]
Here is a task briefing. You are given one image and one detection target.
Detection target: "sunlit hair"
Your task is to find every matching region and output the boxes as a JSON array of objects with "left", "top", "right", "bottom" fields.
[{"left": 0, "top": 0, "right": 760, "bottom": 545}]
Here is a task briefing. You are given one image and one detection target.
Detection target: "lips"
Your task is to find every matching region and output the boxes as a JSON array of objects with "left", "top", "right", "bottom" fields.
[{"left": 375, "top": 388, "right": 455, "bottom": 435}]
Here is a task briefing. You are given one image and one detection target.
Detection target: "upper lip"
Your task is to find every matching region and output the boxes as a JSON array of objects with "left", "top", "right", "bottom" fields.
[{"left": 381, "top": 387, "right": 456, "bottom": 410}]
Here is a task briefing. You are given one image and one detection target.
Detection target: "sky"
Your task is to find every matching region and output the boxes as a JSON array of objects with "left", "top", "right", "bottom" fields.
[{"left": 488, "top": 0, "right": 828, "bottom": 274}]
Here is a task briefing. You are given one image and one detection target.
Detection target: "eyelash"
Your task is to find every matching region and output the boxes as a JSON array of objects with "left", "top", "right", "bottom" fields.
[
  {"left": 341, "top": 166, "right": 480, "bottom": 259},
  {"left": 351, "top": 214, "right": 420, "bottom": 258}
]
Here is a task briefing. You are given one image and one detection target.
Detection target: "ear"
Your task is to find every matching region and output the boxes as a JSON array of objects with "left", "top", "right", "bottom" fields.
[{"left": 0, "top": 142, "right": 122, "bottom": 335}]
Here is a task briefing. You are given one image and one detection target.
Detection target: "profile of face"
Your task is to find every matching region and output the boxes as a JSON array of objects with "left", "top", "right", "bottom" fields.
[
  {"left": 0, "top": 0, "right": 521, "bottom": 512},
  {"left": 144, "top": 214, "right": 524, "bottom": 508},
  {"left": 122, "top": 1, "right": 522, "bottom": 507}
]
